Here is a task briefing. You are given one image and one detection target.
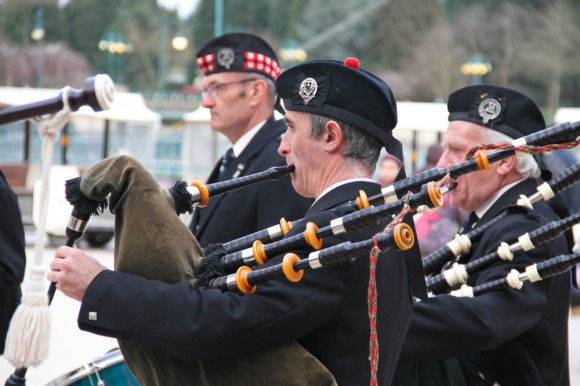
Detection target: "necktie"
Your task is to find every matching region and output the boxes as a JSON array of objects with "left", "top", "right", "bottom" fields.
[
  {"left": 218, "top": 148, "right": 235, "bottom": 181},
  {"left": 460, "top": 211, "right": 479, "bottom": 234}
]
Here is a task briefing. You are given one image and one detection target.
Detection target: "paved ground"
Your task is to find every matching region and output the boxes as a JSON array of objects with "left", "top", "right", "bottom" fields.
[{"left": 1, "top": 240, "right": 580, "bottom": 385}]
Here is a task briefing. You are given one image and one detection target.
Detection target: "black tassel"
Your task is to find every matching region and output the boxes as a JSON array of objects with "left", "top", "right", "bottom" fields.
[
  {"left": 195, "top": 243, "right": 227, "bottom": 288},
  {"left": 169, "top": 180, "right": 194, "bottom": 215},
  {"left": 64, "top": 177, "right": 107, "bottom": 216}
]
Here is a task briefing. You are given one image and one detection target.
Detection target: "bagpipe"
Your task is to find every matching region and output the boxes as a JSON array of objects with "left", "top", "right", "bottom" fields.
[
  {"left": 58, "top": 155, "right": 339, "bottom": 386},
  {"left": 6, "top": 117, "right": 579, "bottom": 385},
  {"left": 423, "top": 160, "right": 580, "bottom": 276},
  {"left": 0, "top": 74, "right": 114, "bottom": 125},
  {"left": 427, "top": 210, "right": 580, "bottom": 294},
  {"left": 51, "top": 119, "right": 580, "bottom": 385}
]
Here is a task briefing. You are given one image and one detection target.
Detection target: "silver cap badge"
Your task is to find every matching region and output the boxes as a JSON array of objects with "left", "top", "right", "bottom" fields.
[
  {"left": 299, "top": 77, "right": 318, "bottom": 105},
  {"left": 478, "top": 98, "right": 501, "bottom": 124},
  {"left": 217, "top": 48, "right": 235, "bottom": 69}
]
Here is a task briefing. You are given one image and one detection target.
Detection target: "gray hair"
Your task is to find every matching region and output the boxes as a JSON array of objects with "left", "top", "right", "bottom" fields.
[
  {"left": 478, "top": 126, "right": 541, "bottom": 179},
  {"left": 308, "top": 114, "right": 382, "bottom": 173},
  {"left": 254, "top": 74, "right": 277, "bottom": 108}
]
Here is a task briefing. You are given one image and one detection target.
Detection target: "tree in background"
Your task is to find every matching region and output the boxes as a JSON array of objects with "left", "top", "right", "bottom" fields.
[
  {"left": 521, "top": 0, "right": 580, "bottom": 116},
  {"left": 400, "top": 17, "right": 465, "bottom": 102},
  {"left": 296, "top": 0, "right": 373, "bottom": 62},
  {"left": 363, "top": 0, "right": 442, "bottom": 73},
  {"left": 1, "top": 0, "right": 580, "bottom": 118}
]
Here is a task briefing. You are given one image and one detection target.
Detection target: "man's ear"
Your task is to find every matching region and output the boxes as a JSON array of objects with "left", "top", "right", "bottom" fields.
[
  {"left": 496, "top": 154, "right": 517, "bottom": 175},
  {"left": 323, "top": 120, "right": 343, "bottom": 153},
  {"left": 248, "top": 78, "right": 268, "bottom": 107}
]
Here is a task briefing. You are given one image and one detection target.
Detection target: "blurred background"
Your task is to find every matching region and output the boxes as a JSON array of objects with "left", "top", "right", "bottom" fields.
[
  {"left": 1, "top": 1, "right": 580, "bottom": 384},
  {"left": 2, "top": 0, "right": 580, "bottom": 179},
  {"left": 2, "top": 0, "right": 580, "bottom": 245}
]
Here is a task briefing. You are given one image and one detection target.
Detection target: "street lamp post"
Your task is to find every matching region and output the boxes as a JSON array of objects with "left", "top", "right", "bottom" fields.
[
  {"left": 31, "top": 7, "right": 45, "bottom": 88},
  {"left": 460, "top": 53, "right": 492, "bottom": 85},
  {"left": 157, "top": 13, "right": 189, "bottom": 93},
  {"left": 98, "top": 32, "right": 133, "bottom": 85}
]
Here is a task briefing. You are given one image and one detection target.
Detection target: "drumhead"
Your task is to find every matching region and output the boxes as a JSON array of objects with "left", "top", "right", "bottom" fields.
[{"left": 45, "top": 348, "right": 137, "bottom": 386}]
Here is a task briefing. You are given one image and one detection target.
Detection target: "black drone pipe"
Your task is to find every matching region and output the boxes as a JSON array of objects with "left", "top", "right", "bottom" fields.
[
  {"left": 427, "top": 211, "right": 580, "bottom": 294},
  {"left": 208, "top": 223, "right": 414, "bottom": 293},
  {"left": 184, "top": 165, "right": 294, "bottom": 208},
  {"left": 219, "top": 181, "right": 442, "bottom": 274},
  {"left": 451, "top": 250, "right": 580, "bottom": 297}
]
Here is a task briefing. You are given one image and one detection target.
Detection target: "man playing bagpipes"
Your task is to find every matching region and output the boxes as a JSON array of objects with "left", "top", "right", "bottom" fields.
[
  {"left": 392, "top": 85, "right": 574, "bottom": 386},
  {"left": 47, "top": 57, "right": 427, "bottom": 385},
  {"left": 189, "top": 32, "right": 313, "bottom": 244}
]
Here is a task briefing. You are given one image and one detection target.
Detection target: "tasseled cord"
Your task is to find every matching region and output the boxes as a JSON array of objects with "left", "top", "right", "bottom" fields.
[
  {"left": 4, "top": 88, "right": 73, "bottom": 368},
  {"left": 64, "top": 177, "right": 108, "bottom": 218}
]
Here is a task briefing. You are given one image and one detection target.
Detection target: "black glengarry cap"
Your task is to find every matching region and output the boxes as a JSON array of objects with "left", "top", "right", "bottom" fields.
[
  {"left": 447, "top": 84, "right": 546, "bottom": 139},
  {"left": 276, "top": 57, "right": 398, "bottom": 150}
]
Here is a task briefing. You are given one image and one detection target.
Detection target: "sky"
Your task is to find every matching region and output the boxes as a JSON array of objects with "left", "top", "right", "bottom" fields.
[
  {"left": 157, "top": 0, "right": 201, "bottom": 19},
  {"left": 57, "top": 0, "right": 201, "bottom": 19}
]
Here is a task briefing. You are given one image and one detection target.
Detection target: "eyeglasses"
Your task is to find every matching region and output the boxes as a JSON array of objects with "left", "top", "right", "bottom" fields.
[{"left": 201, "top": 78, "right": 257, "bottom": 98}]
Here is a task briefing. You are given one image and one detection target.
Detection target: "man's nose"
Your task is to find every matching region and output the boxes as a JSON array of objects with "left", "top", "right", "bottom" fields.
[
  {"left": 436, "top": 151, "right": 449, "bottom": 168},
  {"left": 278, "top": 132, "right": 289, "bottom": 156},
  {"left": 201, "top": 93, "right": 214, "bottom": 108}
]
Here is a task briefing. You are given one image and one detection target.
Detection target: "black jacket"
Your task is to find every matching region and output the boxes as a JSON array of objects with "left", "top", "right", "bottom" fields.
[
  {"left": 189, "top": 118, "right": 313, "bottom": 244},
  {"left": 78, "top": 180, "right": 415, "bottom": 386},
  {"left": 0, "top": 170, "right": 26, "bottom": 353},
  {"left": 402, "top": 179, "right": 571, "bottom": 386}
]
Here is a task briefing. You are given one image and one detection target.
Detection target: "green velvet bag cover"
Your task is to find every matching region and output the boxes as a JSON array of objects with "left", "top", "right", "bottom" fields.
[
  {"left": 391, "top": 359, "right": 467, "bottom": 386},
  {"left": 79, "top": 155, "right": 337, "bottom": 386}
]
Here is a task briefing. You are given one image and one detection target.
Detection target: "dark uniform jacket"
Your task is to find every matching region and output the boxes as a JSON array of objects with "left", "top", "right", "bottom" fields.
[
  {"left": 78, "top": 180, "right": 415, "bottom": 386},
  {"left": 0, "top": 170, "right": 26, "bottom": 353},
  {"left": 401, "top": 178, "right": 571, "bottom": 386},
  {"left": 189, "top": 118, "right": 313, "bottom": 244}
]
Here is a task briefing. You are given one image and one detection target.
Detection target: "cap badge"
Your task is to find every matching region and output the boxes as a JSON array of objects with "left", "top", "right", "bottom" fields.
[
  {"left": 478, "top": 98, "right": 501, "bottom": 124},
  {"left": 217, "top": 48, "right": 235, "bottom": 69},
  {"left": 299, "top": 77, "right": 318, "bottom": 105}
]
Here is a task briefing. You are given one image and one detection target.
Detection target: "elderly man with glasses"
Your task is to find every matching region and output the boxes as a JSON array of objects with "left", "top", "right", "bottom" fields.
[{"left": 189, "top": 32, "right": 312, "bottom": 245}]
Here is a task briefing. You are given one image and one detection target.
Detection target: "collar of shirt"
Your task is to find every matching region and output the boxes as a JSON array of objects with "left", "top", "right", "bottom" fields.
[
  {"left": 231, "top": 120, "right": 267, "bottom": 157},
  {"left": 474, "top": 177, "right": 526, "bottom": 219},
  {"left": 314, "top": 178, "right": 377, "bottom": 206}
]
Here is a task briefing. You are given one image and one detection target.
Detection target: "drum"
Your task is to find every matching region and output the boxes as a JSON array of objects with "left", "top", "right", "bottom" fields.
[{"left": 45, "top": 348, "right": 139, "bottom": 386}]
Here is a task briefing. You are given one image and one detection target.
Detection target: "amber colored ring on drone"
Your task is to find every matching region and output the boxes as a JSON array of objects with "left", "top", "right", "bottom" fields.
[
  {"left": 304, "top": 222, "right": 323, "bottom": 250},
  {"left": 236, "top": 266, "right": 256, "bottom": 294},
  {"left": 474, "top": 149, "right": 491, "bottom": 173},
  {"left": 280, "top": 218, "right": 292, "bottom": 236},
  {"left": 393, "top": 223, "right": 414, "bottom": 251},
  {"left": 252, "top": 240, "right": 268, "bottom": 266},
  {"left": 190, "top": 180, "right": 210, "bottom": 207},
  {"left": 282, "top": 253, "right": 304, "bottom": 282},
  {"left": 355, "top": 190, "right": 370, "bottom": 210},
  {"left": 427, "top": 181, "right": 443, "bottom": 208}
]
